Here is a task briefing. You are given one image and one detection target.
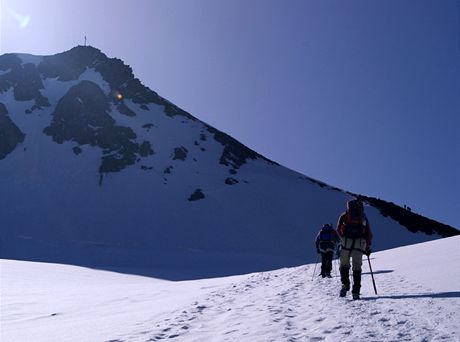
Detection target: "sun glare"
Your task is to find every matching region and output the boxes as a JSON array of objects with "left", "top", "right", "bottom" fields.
[{"left": 9, "top": 9, "right": 30, "bottom": 29}]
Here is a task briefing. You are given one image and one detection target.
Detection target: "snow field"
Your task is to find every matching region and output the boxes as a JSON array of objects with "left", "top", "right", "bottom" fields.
[{"left": 2, "top": 237, "right": 459, "bottom": 342}]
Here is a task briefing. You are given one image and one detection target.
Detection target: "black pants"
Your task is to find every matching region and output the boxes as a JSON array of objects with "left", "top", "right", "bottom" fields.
[{"left": 320, "top": 251, "right": 333, "bottom": 276}]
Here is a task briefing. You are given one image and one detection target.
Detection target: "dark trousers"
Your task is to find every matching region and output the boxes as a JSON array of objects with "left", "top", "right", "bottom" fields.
[{"left": 320, "top": 251, "right": 333, "bottom": 276}]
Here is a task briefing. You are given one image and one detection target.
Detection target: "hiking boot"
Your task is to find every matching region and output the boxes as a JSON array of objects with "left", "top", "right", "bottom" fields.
[
  {"left": 352, "top": 270, "right": 362, "bottom": 297},
  {"left": 326, "top": 273, "right": 332, "bottom": 278},
  {"left": 339, "top": 266, "right": 350, "bottom": 297},
  {"left": 340, "top": 283, "right": 350, "bottom": 297},
  {"left": 339, "top": 266, "right": 350, "bottom": 281},
  {"left": 340, "top": 266, "right": 349, "bottom": 283},
  {"left": 352, "top": 293, "right": 360, "bottom": 300}
]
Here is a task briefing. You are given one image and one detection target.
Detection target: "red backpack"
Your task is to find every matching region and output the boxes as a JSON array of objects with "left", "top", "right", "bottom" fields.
[{"left": 342, "top": 200, "right": 367, "bottom": 239}]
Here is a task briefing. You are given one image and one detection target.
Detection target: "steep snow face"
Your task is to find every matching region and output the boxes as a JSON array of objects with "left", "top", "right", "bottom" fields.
[
  {"left": 2, "top": 236, "right": 459, "bottom": 342},
  {"left": 0, "top": 46, "right": 457, "bottom": 279}
]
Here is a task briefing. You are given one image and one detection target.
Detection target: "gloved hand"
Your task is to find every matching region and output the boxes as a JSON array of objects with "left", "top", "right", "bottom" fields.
[{"left": 365, "top": 247, "right": 372, "bottom": 257}]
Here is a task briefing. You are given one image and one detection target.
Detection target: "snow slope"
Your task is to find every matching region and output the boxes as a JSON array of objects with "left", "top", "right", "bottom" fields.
[
  {"left": 2, "top": 236, "right": 459, "bottom": 341},
  {"left": 1, "top": 46, "right": 456, "bottom": 279}
]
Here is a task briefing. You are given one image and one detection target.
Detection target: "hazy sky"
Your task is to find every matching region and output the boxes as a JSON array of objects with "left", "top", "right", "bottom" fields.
[{"left": 1, "top": 0, "right": 459, "bottom": 228}]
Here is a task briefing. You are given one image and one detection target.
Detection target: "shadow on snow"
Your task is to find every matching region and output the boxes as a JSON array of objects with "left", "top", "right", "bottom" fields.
[
  {"left": 1, "top": 237, "right": 307, "bottom": 281},
  {"left": 362, "top": 269, "right": 394, "bottom": 275},
  {"left": 361, "top": 292, "right": 460, "bottom": 301}
]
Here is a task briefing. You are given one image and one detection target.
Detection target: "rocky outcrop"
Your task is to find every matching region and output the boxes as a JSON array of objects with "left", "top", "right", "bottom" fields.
[
  {"left": 38, "top": 46, "right": 106, "bottom": 81},
  {"left": 206, "top": 126, "right": 276, "bottom": 172},
  {"left": 43, "top": 80, "right": 153, "bottom": 174},
  {"left": 357, "top": 195, "right": 459, "bottom": 238},
  {"left": 188, "top": 189, "right": 205, "bottom": 201},
  {"left": 0, "top": 103, "right": 25, "bottom": 160},
  {"left": 0, "top": 54, "right": 50, "bottom": 112},
  {"left": 173, "top": 146, "right": 188, "bottom": 161}
]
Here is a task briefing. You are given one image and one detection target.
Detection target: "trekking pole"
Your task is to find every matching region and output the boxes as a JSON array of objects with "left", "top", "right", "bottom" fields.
[
  {"left": 335, "top": 246, "right": 341, "bottom": 282},
  {"left": 311, "top": 254, "right": 319, "bottom": 281},
  {"left": 332, "top": 258, "right": 338, "bottom": 284},
  {"left": 333, "top": 258, "right": 339, "bottom": 280},
  {"left": 367, "top": 255, "right": 378, "bottom": 295}
]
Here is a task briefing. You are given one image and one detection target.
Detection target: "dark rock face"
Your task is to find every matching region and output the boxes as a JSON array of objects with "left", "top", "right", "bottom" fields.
[
  {"left": 96, "top": 59, "right": 157, "bottom": 107},
  {"left": 225, "top": 177, "right": 239, "bottom": 185},
  {"left": 206, "top": 126, "right": 276, "bottom": 171},
  {"left": 173, "top": 146, "right": 188, "bottom": 161},
  {"left": 0, "top": 103, "right": 25, "bottom": 160},
  {"left": 95, "top": 57, "right": 135, "bottom": 90},
  {"left": 139, "top": 141, "right": 154, "bottom": 157},
  {"left": 92, "top": 51, "right": 194, "bottom": 120},
  {"left": 44, "top": 80, "right": 112, "bottom": 144},
  {"left": 0, "top": 55, "right": 50, "bottom": 112},
  {"left": 117, "top": 101, "right": 136, "bottom": 117},
  {"left": 357, "top": 195, "right": 459, "bottom": 238},
  {"left": 188, "top": 189, "right": 205, "bottom": 201},
  {"left": 43, "top": 80, "right": 153, "bottom": 174},
  {"left": 0, "top": 54, "right": 22, "bottom": 71},
  {"left": 72, "top": 146, "right": 82, "bottom": 155},
  {"left": 142, "top": 123, "right": 155, "bottom": 131},
  {"left": 35, "top": 45, "right": 194, "bottom": 120},
  {"left": 38, "top": 45, "right": 106, "bottom": 81},
  {"left": 13, "top": 63, "right": 44, "bottom": 101},
  {"left": 164, "top": 165, "right": 174, "bottom": 174}
]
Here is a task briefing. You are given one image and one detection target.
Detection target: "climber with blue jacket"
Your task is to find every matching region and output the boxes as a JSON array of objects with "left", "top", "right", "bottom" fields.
[{"left": 315, "top": 223, "right": 339, "bottom": 278}]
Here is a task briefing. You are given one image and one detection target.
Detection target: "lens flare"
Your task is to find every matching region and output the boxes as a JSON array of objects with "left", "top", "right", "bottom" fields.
[
  {"left": 9, "top": 9, "right": 31, "bottom": 29},
  {"left": 116, "top": 93, "right": 123, "bottom": 100}
]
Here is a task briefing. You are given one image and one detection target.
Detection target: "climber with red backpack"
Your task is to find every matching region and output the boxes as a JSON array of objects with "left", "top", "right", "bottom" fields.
[
  {"left": 337, "top": 199, "right": 373, "bottom": 300},
  {"left": 315, "top": 223, "right": 339, "bottom": 278}
]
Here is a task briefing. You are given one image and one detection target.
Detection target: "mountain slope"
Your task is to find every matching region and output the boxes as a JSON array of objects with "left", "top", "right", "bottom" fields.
[
  {"left": 2, "top": 236, "right": 459, "bottom": 341},
  {"left": 0, "top": 46, "right": 457, "bottom": 279}
]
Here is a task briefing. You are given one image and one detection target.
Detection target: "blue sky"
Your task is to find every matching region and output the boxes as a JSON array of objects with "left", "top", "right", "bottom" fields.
[{"left": 1, "top": 0, "right": 459, "bottom": 228}]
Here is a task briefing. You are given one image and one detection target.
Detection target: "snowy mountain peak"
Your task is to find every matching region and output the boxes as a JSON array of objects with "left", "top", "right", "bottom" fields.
[{"left": 0, "top": 46, "right": 270, "bottom": 180}]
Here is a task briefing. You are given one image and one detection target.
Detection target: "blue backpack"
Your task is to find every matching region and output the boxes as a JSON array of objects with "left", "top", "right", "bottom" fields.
[
  {"left": 319, "top": 229, "right": 333, "bottom": 242},
  {"left": 318, "top": 224, "right": 336, "bottom": 252}
]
